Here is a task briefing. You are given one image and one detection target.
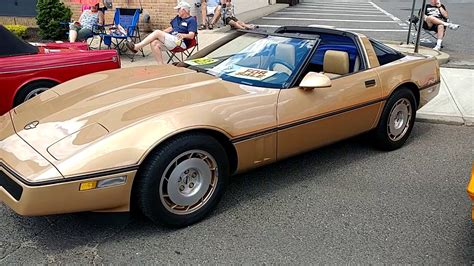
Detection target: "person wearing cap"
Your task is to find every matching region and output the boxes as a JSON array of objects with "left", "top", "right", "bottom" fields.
[{"left": 126, "top": 1, "right": 197, "bottom": 64}]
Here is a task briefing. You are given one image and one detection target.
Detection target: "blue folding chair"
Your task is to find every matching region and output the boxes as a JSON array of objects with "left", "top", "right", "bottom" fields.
[{"left": 100, "top": 8, "right": 145, "bottom": 60}]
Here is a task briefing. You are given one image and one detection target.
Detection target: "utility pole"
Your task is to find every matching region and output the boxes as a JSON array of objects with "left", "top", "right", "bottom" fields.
[
  {"left": 414, "top": 0, "right": 427, "bottom": 53},
  {"left": 406, "top": 0, "right": 417, "bottom": 44}
]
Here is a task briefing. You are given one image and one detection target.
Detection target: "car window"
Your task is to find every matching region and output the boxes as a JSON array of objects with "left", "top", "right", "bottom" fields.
[
  {"left": 304, "top": 33, "right": 362, "bottom": 75},
  {"left": 369, "top": 38, "right": 405, "bottom": 65},
  {"left": 184, "top": 33, "right": 317, "bottom": 89}
]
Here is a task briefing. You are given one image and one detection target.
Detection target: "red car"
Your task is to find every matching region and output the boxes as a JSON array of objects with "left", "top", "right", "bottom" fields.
[{"left": 0, "top": 25, "right": 121, "bottom": 115}]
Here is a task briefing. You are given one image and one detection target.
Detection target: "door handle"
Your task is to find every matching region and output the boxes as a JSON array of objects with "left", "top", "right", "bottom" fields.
[{"left": 365, "top": 79, "right": 376, "bottom": 88}]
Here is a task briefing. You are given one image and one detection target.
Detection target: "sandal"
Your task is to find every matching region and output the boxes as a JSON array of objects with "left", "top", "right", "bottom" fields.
[
  {"left": 125, "top": 41, "right": 138, "bottom": 53},
  {"left": 199, "top": 24, "right": 206, "bottom": 30},
  {"left": 208, "top": 23, "right": 214, "bottom": 30}
]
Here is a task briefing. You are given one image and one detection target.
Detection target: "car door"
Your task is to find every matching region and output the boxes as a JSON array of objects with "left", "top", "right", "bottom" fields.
[{"left": 276, "top": 69, "right": 383, "bottom": 160}]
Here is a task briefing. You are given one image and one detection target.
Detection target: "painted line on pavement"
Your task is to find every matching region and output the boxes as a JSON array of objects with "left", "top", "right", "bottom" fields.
[
  {"left": 275, "top": 11, "right": 386, "bottom": 17},
  {"left": 292, "top": 6, "right": 380, "bottom": 11},
  {"left": 262, "top": 17, "right": 397, "bottom": 23},
  {"left": 298, "top": 3, "right": 374, "bottom": 7},
  {"left": 286, "top": 8, "right": 382, "bottom": 14},
  {"left": 256, "top": 24, "right": 408, "bottom": 32},
  {"left": 369, "top": 1, "right": 409, "bottom": 29}
]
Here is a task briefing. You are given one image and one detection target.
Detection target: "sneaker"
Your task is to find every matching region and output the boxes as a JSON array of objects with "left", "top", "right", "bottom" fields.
[
  {"left": 126, "top": 41, "right": 138, "bottom": 53},
  {"left": 433, "top": 45, "right": 441, "bottom": 51},
  {"left": 447, "top": 23, "right": 460, "bottom": 30}
]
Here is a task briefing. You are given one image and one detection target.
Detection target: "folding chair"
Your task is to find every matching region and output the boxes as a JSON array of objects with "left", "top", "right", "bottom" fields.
[
  {"left": 165, "top": 31, "right": 199, "bottom": 63},
  {"left": 407, "top": 11, "right": 449, "bottom": 47},
  {"left": 195, "top": 2, "right": 226, "bottom": 28},
  {"left": 100, "top": 8, "right": 145, "bottom": 60}
]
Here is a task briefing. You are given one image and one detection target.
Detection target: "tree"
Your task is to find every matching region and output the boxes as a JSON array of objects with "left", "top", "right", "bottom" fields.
[{"left": 36, "top": 0, "right": 72, "bottom": 40}]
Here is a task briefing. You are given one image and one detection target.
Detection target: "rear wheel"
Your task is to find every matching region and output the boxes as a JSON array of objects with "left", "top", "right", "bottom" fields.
[
  {"left": 373, "top": 88, "right": 417, "bottom": 150},
  {"left": 14, "top": 80, "right": 57, "bottom": 107},
  {"left": 134, "top": 133, "right": 229, "bottom": 227}
]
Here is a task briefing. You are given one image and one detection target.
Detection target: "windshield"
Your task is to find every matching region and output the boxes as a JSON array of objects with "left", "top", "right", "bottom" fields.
[{"left": 184, "top": 33, "right": 317, "bottom": 88}]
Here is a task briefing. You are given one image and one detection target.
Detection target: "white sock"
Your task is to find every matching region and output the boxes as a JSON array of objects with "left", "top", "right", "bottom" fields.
[{"left": 436, "top": 39, "right": 443, "bottom": 46}]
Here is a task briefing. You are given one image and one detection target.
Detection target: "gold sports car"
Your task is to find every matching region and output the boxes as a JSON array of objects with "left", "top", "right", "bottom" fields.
[
  {"left": 467, "top": 163, "right": 474, "bottom": 220},
  {"left": 0, "top": 27, "right": 440, "bottom": 227}
]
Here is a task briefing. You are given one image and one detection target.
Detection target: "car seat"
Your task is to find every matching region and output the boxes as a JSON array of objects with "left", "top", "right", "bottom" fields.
[
  {"left": 322, "top": 50, "right": 349, "bottom": 79},
  {"left": 271, "top": 43, "right": 296, "bottom": 75}
]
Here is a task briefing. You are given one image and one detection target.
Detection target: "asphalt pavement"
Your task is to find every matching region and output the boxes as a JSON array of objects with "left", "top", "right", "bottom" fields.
[
  {"left": 1, "top": 1, "right": 473, "bottom": 263},
  {"left": 249, "top": 0, "right": 474, "bottom": 68},
  {"left": 371, "top": 0, "right": 474, "bottom": 68},
  {"left": 1, "top": 123, "right": 473, "bottom": 263}
]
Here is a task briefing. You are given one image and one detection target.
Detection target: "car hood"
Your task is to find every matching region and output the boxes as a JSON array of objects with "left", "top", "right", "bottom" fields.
[{"left": 10, "top": 65, "right": 261, "bottom": 160}]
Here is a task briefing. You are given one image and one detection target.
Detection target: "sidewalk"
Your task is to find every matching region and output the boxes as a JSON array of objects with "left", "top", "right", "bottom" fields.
[
  {"left": 386, "top": 43, "right": 473, "bottom": 126},
  {"left": 118, "top": 30, "right": 473, "bottom": 127}
]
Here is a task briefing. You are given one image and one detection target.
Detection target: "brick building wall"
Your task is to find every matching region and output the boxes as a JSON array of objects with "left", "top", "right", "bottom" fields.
[
  {"left": 62, "top": 0, "right": 178, "bottom": 32},
  {"left": 0, "top": 0, "right": 269, "bottom": 30}
]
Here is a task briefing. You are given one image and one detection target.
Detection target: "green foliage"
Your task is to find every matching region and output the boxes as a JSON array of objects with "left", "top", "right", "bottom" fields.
[
  {"left": 36, "top": 0, "right": 72, "bottom": 40},
  {"left": 5, "top": 25, "right": 28, "bottom": 38}
]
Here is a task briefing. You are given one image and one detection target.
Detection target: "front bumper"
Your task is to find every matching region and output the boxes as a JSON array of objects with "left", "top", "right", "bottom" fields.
[
  {"left": 1, "top": 111, "right": 136, "bottom": 215},
  {"left": 0, "top": 164, "right": 137, "bottom": 216}
]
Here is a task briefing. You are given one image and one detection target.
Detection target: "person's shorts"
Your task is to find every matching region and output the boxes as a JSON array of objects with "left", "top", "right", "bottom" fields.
[
  {"left": 225, "top": 16, "right": 238, "bottom": 25},
  {"left": 164, "top": 33, "right": 187, "bottom": 50},
  {"left": 423, "top": 16, "right": 447, "bottom": 32},
  {"left": 69, "top": 23, "right": 93, "bottom": 40},
  {"left": 207, "top": 6, "right": 218, "bottom": 15}
]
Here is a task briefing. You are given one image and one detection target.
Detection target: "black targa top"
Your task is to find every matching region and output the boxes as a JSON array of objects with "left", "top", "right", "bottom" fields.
[{"left": 0, "top": 25, "right": 38, "bottom": 58}]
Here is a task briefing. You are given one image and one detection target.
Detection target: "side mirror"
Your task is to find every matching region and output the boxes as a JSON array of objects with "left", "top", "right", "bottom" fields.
[{"left": 299, "top": 72, "right": 332, "bottom": 89}]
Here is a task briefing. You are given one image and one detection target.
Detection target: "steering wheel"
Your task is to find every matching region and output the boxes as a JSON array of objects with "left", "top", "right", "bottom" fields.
[{"left": 269, "top": 60, "right": 294, "bottom": 74}]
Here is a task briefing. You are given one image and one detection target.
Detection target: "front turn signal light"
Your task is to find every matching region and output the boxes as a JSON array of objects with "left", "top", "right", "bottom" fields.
[{"left": 79, "top": 181, "right": 97, "bottom": 191}]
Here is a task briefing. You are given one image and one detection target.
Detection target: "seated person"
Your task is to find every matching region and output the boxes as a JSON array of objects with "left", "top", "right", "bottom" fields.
[
  {"left": 69, "top": 3, "right": 104, "bottom": 42},
  {"left": 423, "top": 0, "right": 460, "bottom": 51},
  {"left": 224, "top": 0, "right": 257, "bottom": 30},
  {"left": 126, "top": 1, "right": 197, "bottom": 65},
  {"left": 200, "top": 0, "right": 223, "bottom": 30}
]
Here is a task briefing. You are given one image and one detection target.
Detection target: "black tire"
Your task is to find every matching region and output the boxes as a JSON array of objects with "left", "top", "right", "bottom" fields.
[
  {"left": 134, "top": 133, "right": 229, "bottom": 227},
  {"left": 373, "top": 88, "right": 417, "bottom": 151},
  {"left": 14, "top": 80, "right": 57, "bottom": 107}
]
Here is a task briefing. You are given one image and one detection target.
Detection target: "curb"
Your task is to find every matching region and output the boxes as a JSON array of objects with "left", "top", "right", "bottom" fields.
[{"left": 416, "top": 115, "right": 464, "bottom": 126}]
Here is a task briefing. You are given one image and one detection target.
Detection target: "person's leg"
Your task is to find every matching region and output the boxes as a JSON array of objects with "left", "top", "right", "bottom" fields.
[
  {"left": 150, "top": 39, "right": 165, "bottom": 65},
  {"left": 237, "top": 20, "right": 256, "bottom": 30},
  {"left": 77, "top": 28, "right": 93, "bottom": 42},
  {"left": 200, "top": 0, "right": 208, "bottom": 29},
  {"left": 228, "top": 20, "right": 245, "bottom": 30},
  {"left": 425, "top": 16, "right": 459, "bottom": 30},
  {"left": 69, "top": 24, "right": 80, "bottom": 42},
  {"left": 134, "top": 30, "right": 166, "bottom": 50},
  {"left": 210, "top": 5, "right": 222, "bottom": 26},
  {"left": 433, "top": 24, "right": 445, "bottom": 51},
  {"left": 69, "top": 30, "right": 78, "bottom": 42}
]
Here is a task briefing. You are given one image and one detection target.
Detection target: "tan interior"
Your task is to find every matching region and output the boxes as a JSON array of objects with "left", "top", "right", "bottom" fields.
[
  {"left": 273, "top": 43, "right": 296, "bottom": 75},
  {"left": 323, "top": 50, "right": 350, "bottom": 79}
]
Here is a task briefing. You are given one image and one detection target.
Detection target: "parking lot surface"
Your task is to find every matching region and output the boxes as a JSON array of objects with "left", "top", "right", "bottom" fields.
[{"left": 1, "top": 122, "right": 473, "bottom": 263}]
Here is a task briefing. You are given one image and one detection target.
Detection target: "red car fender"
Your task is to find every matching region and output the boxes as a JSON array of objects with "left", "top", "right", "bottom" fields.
[{"left": 0, "top": 49, "right": 120, "bottom": 115}]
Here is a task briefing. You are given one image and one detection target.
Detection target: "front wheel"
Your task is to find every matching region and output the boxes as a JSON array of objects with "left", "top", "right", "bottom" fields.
[
  {"left": 373, "top": 88, "right": 417, "bottom": 151},
  {"left": 134, "top": 133, "right": 229, "bottom": 227}
]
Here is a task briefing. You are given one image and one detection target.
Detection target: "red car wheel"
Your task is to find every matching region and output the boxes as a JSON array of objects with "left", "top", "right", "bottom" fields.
[{"left": 14, "top": 80, "right": 57, "bottom": 107}]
